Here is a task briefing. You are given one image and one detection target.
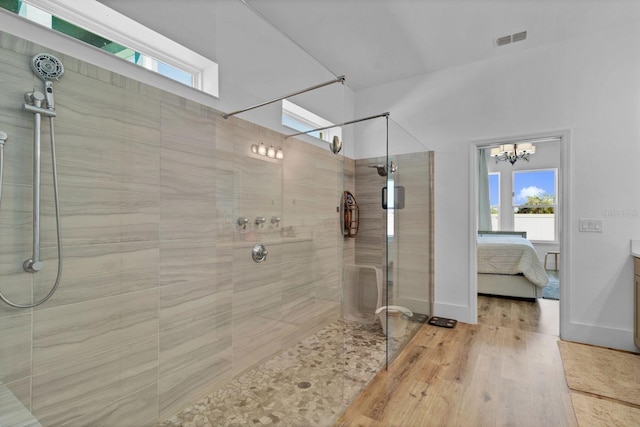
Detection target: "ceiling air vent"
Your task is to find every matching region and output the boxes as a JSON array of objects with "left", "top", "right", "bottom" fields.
[
  {"left": 495, "top": 30, "right": 527, "bottom": 47},
  {"left": 495, "top": 35, "right": 512, "bottom": 47},
  {"left": 512, "top": 31, "right": 527, "bottom": 43}
]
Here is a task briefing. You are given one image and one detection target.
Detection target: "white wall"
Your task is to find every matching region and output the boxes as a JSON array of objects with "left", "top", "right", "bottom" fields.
[{"left": 355, "top": 21, "right": 640, "bottom": 351}]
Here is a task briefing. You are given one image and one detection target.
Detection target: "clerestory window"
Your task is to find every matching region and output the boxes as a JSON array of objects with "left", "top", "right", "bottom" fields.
[
  {"left": 282, "top": 99, "right": 342, "bottom": 143},
  {"left": 0, "top": 0, "right": 218, "bottom": 96}
]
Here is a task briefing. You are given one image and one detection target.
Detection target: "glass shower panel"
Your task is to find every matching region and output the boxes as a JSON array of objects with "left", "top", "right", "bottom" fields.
[
  {"left": 0, "top": 1, "right": 365, "bottom": 424},
  {"left": 385, "top": 119, "right": 433, "bottom": 367},
  {"left": 230, "top": 96, "right": 350, "bottom": 423}
]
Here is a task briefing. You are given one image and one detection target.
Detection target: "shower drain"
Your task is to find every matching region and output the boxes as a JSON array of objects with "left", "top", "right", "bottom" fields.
[{"left": 297, "top": 381, "right": 312, "bottom": 389}]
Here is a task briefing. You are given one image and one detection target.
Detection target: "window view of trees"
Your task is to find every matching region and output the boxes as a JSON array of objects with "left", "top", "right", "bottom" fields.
[
  {"left": 513, "top": 169, "right": 557, "bottom": 241},
  {"left": 488, "top": 165, "right": 557, "bottom": 242},
  {"left": 515, "top": 193, "right": 555, "bottom": 214}
]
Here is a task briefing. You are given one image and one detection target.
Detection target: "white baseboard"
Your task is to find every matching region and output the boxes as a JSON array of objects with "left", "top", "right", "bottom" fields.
[{"left": 563, "top": 321, "right": 638, "bottom": 352}]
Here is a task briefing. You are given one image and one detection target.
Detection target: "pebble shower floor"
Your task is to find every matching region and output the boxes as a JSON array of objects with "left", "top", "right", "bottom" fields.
[{"left": 158, "top": 318, "right": 422, "bottom": 427}]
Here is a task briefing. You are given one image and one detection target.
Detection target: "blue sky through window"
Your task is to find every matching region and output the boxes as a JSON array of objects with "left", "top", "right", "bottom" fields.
[
  {"left": 158, "top": 62, "right": 193, "bottom": 86},
  {"left": 281, "top": 115, "right": 321, "bottom": 139},
  {"left": 513, "top": 170, "right": 556, "bottom": 205},
  {"left": 489, "top": 173, "right": 499, "bottom": 208}
]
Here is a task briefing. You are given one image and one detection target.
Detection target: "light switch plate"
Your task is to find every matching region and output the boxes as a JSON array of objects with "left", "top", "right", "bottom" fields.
[{"left": 579, "top": 218, "right": 603, "bottom": 233}]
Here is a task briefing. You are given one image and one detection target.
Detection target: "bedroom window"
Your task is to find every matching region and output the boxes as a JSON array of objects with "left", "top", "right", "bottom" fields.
[
  {"left": 489, "top": 172, "right": 500, "bottom": 231},
  {"left": 512, "top": 169, "right": 557, "bottom": 242}
]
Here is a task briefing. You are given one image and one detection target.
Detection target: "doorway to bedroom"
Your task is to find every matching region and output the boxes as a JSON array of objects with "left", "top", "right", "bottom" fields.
[{"left": 473, "top": 133, "right": 565, "bottom": 336}]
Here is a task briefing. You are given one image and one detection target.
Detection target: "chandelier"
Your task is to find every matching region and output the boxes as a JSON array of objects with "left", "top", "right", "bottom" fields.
[{"left": 490, "top": 143, "right": 535, "bottom": 165}]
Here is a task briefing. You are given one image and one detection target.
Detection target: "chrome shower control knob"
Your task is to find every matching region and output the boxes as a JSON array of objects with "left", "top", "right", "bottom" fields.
[{"left": 251, "top": 243, "right": 268, "bottom": 263}]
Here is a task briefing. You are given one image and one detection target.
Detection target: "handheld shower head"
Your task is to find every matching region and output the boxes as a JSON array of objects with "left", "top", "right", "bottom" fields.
[
  {"left": 30, "top": 53, "right": 64, "bottom": 110},
  {"left": 31, "top": 53, "right": 64, "bottom": 81}
]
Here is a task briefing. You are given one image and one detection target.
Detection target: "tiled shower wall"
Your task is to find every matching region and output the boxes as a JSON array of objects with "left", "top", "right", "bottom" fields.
[
  {"left": 0, "top": 32, "right": 352, "bottom": 425},
  {"left": 355, "top": 153, "right": 433, "bottom": 317}
]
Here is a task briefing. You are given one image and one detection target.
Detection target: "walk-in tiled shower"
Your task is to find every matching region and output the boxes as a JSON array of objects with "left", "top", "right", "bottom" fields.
[{"left": 0, "top": 12, "right": 432, "bottom": 425}]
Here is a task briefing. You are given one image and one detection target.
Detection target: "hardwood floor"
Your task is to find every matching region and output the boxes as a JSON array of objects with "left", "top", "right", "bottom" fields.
[{"left": 336, "top": 296, "right": 577, "bottom": 427}]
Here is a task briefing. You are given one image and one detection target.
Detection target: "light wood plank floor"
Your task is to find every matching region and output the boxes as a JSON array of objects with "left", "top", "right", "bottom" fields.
[{"left": 336, "top": 296, "right": 577, "bottom": 427}]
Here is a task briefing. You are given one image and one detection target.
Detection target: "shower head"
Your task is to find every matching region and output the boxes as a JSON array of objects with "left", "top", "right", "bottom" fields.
[
  {"left": 30, "top": 53, "right": 64, "bottom": 110},
  {"left": 369, "top": 164, "right": 387, "bottom": 177},
  {"left": 31, "top": 53, "right": 64, "bottom": 81},
  {"left": 368, "top": 162, "right": 397, "bottom": 177}
]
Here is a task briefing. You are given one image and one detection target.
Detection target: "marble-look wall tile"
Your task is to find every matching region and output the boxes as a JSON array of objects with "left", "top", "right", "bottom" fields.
[
  {"left": 214, "top": 115, "right": 235, "bottom": 155},
  {"left": 159, "top": 238, "right": 217, "bottom": 287},
  {"left": 231, "top": 315, "right": 294, "bottom": 378},
  {"left": 159, "top": 279, "right": 232, "bottom": 419},
  {"left": 0, "top": 185, "right": 33, "bottom": 318},
  {"left": 31, "top": 290, "right": 158, "bottom": 425},
  {"left": 44, "top": 72, "right": 161, "bottom": 195},
  {"left": 70, "top": 383, "right": 158, "bottom": 427},
  {"left": 393, "top": 151, "right": 432, "bottom": 313},
  {"left": 234, "top": 154, "right": 282, "bottom": 223},
  {"left": 39, "top": 186, "right": 159, "bottom": 248},
  {"left": 354, "top": 158, "right": 386, "bottom": 270},
  {"left": 343, "top": 157, "right": 356, "bottom": 265},
  {"left": 0, "top": 380, "right": 40, "bottom": 427},
  {"left": 283, "top": 139, "right": 316, "bottom": 228},
  {"left": 0, "top": 313, "right": 31, "bottom": 383},
  {"left": 39, "top": 129, "right": 160, "bottom": 195},
  {"left": 33, "top": 242, "right": 159, "bottom": 309},
  {"left": 280, "top": 240, "right": 315, "bottom": 291},
  {"left": 161, "top": 102, "right": 217, "bottom": 151},
  {"left": 160, "top": 191, "right": 216, "bottom": 241},
  {"left": 4, "top": 376, "right": 32, "bottom": 413}
]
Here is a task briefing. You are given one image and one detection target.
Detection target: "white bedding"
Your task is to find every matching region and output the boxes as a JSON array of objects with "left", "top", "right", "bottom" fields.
[{"left": 477, "top": 236, "right": 549, "bottom": 288}]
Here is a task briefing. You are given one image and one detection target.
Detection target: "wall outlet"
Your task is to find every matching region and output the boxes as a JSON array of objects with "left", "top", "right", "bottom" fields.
[{"left": 579, "top": 218, "right": 603, "bottom": 233}]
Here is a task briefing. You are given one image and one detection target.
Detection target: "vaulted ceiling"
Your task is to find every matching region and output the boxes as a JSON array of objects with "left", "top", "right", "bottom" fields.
[{"left": 99, "top": 0, "right": 640, "bottom": 92}]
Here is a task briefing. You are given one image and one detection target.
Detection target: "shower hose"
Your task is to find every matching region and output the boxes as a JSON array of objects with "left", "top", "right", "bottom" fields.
[{"left": 0, "top": 118, "right": 63, "bottom": 308}]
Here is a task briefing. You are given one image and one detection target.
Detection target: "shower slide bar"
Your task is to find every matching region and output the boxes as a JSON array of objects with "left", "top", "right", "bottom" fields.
[
  {"left": 0, "top": 53, "right": 64, "bottom": 308},
  {"left": 284, "top": 112, "right": 390, "bottom": 139},
  {"left": 221, "top": 75, "right": 346, "bottom": 119},
  {"left": 23, "top": 92, "right": 56, "bottom": 273}
]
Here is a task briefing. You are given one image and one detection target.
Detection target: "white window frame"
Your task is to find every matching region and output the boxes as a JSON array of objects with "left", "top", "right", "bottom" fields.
[
  {"left": 19, "top": 0, "right": 219, "bottom": 97},
  {"left": 282, "top": 99, "right": 342, "bottom": 143},
  {"left": 511, "top": 168, "right": 558, "bottom": 243}
]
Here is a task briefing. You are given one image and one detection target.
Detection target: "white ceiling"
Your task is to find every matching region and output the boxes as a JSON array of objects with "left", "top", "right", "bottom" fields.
[{"left": 98, "top": 0, "right": 640, "bottom": 92}]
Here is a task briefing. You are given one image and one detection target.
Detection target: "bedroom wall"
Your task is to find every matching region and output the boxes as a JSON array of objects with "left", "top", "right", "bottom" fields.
[{"left": 354, "top": 20, "right": 640, "bottom": 351}]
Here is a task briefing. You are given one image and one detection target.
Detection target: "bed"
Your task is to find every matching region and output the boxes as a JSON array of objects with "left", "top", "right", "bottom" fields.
[{"left": 477, "top": 231, "right": 549, "bottom": 300}]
